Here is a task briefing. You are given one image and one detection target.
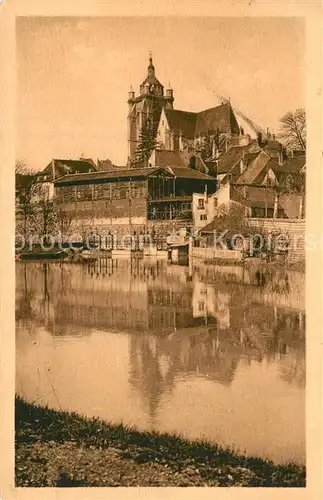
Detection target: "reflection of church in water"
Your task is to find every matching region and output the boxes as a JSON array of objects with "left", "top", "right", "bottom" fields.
[{"left": 16, "top": 260, "right": 306, "bottom": 425}]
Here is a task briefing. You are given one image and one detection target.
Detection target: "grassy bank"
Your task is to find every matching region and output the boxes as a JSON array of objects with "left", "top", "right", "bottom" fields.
[{"left": 15, "top": 396, "right": 305, "bottom": 487}]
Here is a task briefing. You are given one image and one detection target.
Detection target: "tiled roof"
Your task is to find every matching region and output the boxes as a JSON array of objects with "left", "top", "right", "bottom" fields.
[
  {"left": 153, "top": 150, "right": 188, "bottom": 168},
  {"left": 264, "top": 139, "right": 282, "bottom": 150},
  {"left": 140, "top": 75, "right": 164, "bottom": 88},
  {"left": 164, "top": 109, "right": 197, "bottom": 138},
  {"left": 243, "top": 152, "right": 259, "bottom": 163},
  {"left": 164, "top": 102, "right": 240, "bottom": 139},
  {"left": 54, "top": 165, "right": 216, "bottom": 185},
  {"left": 269, "top": 155, "right": 306, "bottom": 175},
  {"left": 167, "top": 166, "right": 216, "bottom": 180},
  {"left": 153, "top": 150, "right": 209, "bottom": 174},
  {"left": 195, "top": 103, "right": 240, "bottom": 136},
  {"left": 43, "top": 159, "right": 97, "bottom": 180},
  {"left": 235, "top": 150, "right": 270, "bottom": 184},
  {"left": 198, "top": 218, "right": 220, "bottom": 233},
  {"left": 216, "top": 145, "right": 258, "bottom": 174},
  {"left": 54, "top": 167, "right": 169, "bottom": 185},
  {"left": 262, "top": 140, "right": 285, "bottom": 158}
]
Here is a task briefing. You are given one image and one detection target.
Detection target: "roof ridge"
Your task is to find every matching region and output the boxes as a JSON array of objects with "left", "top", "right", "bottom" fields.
[
  {"left": 165, "top": 108, "right": 197, "bottom": 116},
  {"left": 197, "top": 102, "right": 230, "bottom": 115},
  {"left": 54, "top": 166, "right": 166, "bottom": 179},
  {"left": 54, "top": 158, "right": 94, "bottom": 162}
]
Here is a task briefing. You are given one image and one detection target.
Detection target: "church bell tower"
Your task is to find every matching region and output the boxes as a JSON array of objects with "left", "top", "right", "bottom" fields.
[{"left": 127, "top": 55, "right": 174, "bottom": 164}]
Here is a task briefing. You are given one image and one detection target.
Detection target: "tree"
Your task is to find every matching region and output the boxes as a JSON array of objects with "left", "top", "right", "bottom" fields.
[
  {"left": 276, "top": 171, "right": 305, "bottom": 196},
  {"left": 54, "top": 202, "right": 76, "bottom": 241},
  {"left": 194, "top": 128, "right": 220, "bottom": 161},
  {"left": 278, "top": 108, "right": 306, "bottom": 151},
  {"left": 15, "top": 160, "right": 38, "bottom": 239},
  {"left": 133, "top": 118, "right": 161, "bottom": 167},
  {"left": 212, "top": 203, "right": 251, "bottom": 241},
  {"left": 35, "top": 182, "right": 56, "bottom": 244}
]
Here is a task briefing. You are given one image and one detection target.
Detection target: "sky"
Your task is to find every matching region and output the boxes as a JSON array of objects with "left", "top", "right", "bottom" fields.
[{"left": 17, "top": 16, "right": 305, "bottom": 171}]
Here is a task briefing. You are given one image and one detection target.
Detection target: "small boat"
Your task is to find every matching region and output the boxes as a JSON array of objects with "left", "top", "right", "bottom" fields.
[{"left": 18, "top": 250, "right": 66, "bottom": 261}]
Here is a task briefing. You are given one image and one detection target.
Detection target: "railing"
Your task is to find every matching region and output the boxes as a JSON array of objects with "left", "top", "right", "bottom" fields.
[
  {"left": 148, "top": 210, "right": 193, "bottom": 221},
  {"left": 84, "top": 233, "right": 168, "bottom": 251}
]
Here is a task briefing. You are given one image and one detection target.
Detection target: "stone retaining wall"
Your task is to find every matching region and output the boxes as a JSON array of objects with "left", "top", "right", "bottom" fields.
[
  {"left": 248, "top": 218, "right": 305, "bottom": 261},
  {"left": 190, "top": 247, "right": 244, "bottom": 261}
]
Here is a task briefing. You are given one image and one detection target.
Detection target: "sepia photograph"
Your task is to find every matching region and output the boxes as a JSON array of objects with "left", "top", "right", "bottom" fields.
[{"left": 12, "top": 14, "right": 308, "bottom": 489}]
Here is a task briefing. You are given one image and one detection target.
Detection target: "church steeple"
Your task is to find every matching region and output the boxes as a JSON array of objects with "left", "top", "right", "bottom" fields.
[
  {"left": 139, "top": 54, "right": 163, "bottom": 96},
  {"left": 148, "top": 53, "right": 155, "bottom": 77},
  {"left": 127, "top": 55, "right": 174, "bottom": 163}
]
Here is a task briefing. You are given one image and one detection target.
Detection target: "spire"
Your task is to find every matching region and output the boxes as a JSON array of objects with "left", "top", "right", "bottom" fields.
[{"left": 148, "top": 51, "right": 155, "bottom": 77}]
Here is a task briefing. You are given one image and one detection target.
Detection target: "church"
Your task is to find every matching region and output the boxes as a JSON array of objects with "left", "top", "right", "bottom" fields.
[{"left": 127, "top": 55, "right": 244, "bottom": 167}]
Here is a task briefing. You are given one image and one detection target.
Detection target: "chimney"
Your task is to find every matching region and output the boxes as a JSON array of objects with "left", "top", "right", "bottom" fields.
[{"left": 257, "top": 132, "right": 262, "bottom": 148}]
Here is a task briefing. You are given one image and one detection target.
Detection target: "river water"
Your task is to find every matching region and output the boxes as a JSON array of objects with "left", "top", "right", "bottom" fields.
[{"left": 15, "top": 258, "right": 305, "bottom": 465}]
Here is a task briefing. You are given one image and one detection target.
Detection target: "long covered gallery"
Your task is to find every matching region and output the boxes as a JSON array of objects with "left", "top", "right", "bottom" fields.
[{"left": 54, "top": 166, "right": 217, "bottom": 225}]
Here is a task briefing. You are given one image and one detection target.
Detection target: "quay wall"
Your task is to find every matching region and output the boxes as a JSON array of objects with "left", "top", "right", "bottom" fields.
[{"left": 248, "top": 218, "right": 305, "bottom": 261}]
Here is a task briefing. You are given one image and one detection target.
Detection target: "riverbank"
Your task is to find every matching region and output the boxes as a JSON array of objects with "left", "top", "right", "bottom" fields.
[
  {"left": 15, "top": 396, "right": 305, "bottom": 487},
  {"left": 203, "top": 257, "right": 305, "bottom": 272}
]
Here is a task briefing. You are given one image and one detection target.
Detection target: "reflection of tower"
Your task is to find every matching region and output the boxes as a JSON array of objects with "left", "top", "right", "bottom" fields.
[
  {"left": 127, "top": 55, "right": 174, "bottom": 162},
  {"left": 128, "top": 336, "right": 163, "bottom": 426},
  {"left": 128, "top": 332, "right": 183, "bottom": 427}
]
